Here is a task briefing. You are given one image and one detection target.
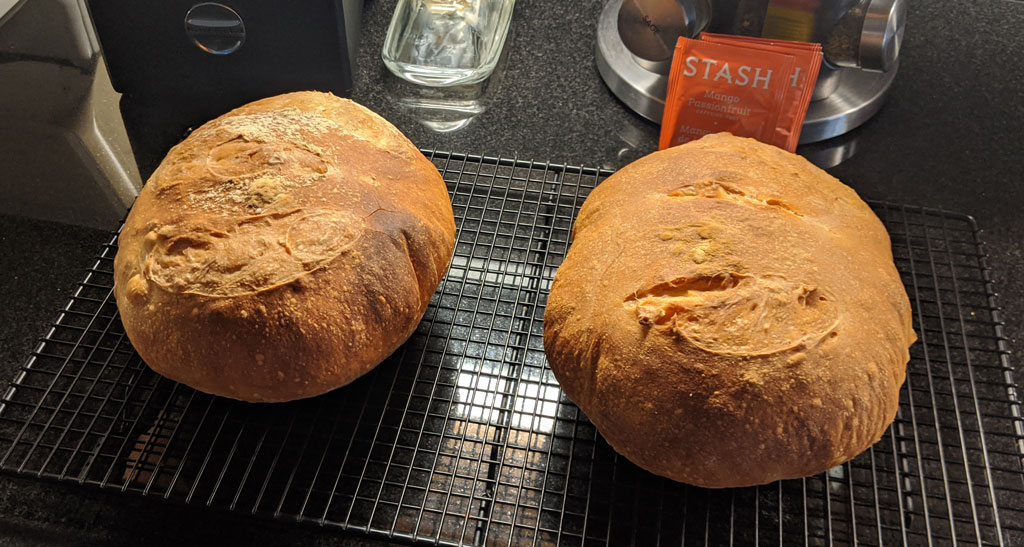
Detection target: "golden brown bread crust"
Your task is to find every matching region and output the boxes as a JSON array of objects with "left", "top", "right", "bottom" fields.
[
  {"left": 543, "top": 133, "right": 915, "bottom": 488},
  {"left": 113, "top": 92, "right": 455, "bottom": 402}
]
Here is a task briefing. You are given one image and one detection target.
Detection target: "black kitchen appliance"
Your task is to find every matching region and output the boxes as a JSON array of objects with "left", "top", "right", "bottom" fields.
[{"left": 85, "top": 0, "right": 362, "bottom": 178}]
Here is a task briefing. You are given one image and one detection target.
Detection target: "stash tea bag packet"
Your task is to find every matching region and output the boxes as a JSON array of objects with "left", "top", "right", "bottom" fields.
[
  {"left": 699, "top": 33, "right": 823, "bottom": 151},
  {"left": 659, "top": 35, "right": 822, "bottom": 152},
  {"left": 659, "top": 38, "right": 794, "bottom": 150}
]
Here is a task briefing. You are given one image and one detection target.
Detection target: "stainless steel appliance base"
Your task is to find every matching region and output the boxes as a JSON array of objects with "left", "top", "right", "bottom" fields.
[
  {"left": 596, "top": 0, "right": 898, "bottom": 144},
  {"left": 799, "top": 64, "right": 897, "bottom": 144}
]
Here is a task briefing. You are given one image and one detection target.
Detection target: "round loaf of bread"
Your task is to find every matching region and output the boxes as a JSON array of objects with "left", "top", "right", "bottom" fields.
[
  {"left": 543, "top": 133, "right": 915, "bottom": 488},
  {"left": 113, "top": 92, "right": 455, "bottom": 402}
]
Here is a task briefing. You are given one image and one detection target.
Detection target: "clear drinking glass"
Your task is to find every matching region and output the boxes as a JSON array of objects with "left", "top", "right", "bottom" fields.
[{"left": 382, "top": 0, "right": 516, "bottom": 87}]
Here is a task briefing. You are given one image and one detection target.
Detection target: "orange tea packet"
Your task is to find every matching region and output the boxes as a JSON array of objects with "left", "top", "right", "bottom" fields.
[
  {"left": 699, "top": 33, "right": 823, "bottom": 151},
  {"left": 659, "top": 37, "right": 795, "bottom": 150}
]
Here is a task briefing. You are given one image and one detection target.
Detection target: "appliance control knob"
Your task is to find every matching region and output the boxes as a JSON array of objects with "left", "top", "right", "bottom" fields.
[
  {"left": 858, "top": 0, "right": 905, "bottom": 72},
  {"left": 184, "top": 2, "right": 246, "bottom": 55},
  {"left": 617, "top": 0, "right": 709, "bottom": 74}
]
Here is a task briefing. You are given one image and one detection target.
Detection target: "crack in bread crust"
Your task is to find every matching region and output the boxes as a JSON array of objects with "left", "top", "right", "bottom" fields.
[
  {"left": 668, "top": 174, "right": 802, "bottom": 217},
  {"left": 625, "top": 274, "right": 839, "bottom": 356},
  {"left": 143, "top": 209, "right": 362, "bottom": 298}
]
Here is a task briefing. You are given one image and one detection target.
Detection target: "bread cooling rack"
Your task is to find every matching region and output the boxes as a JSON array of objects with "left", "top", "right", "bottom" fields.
[{"left": 2, "top": 150, "right": 1023, "bottom": 546}]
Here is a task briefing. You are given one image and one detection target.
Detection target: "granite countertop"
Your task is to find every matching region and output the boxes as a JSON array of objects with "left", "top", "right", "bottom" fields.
[{"left": 2, "top": 0, "right": 1022, "bottom": 545}]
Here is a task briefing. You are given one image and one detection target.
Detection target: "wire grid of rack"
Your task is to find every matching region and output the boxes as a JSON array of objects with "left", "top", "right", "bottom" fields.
[{"left": 2, "top": 150, "right": 1023, "bottom": 546}]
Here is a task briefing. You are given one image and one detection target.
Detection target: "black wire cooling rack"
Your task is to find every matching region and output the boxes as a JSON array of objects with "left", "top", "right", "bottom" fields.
[{"left": 2, "top": 151, "right": 1023, "bottom": 546}]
